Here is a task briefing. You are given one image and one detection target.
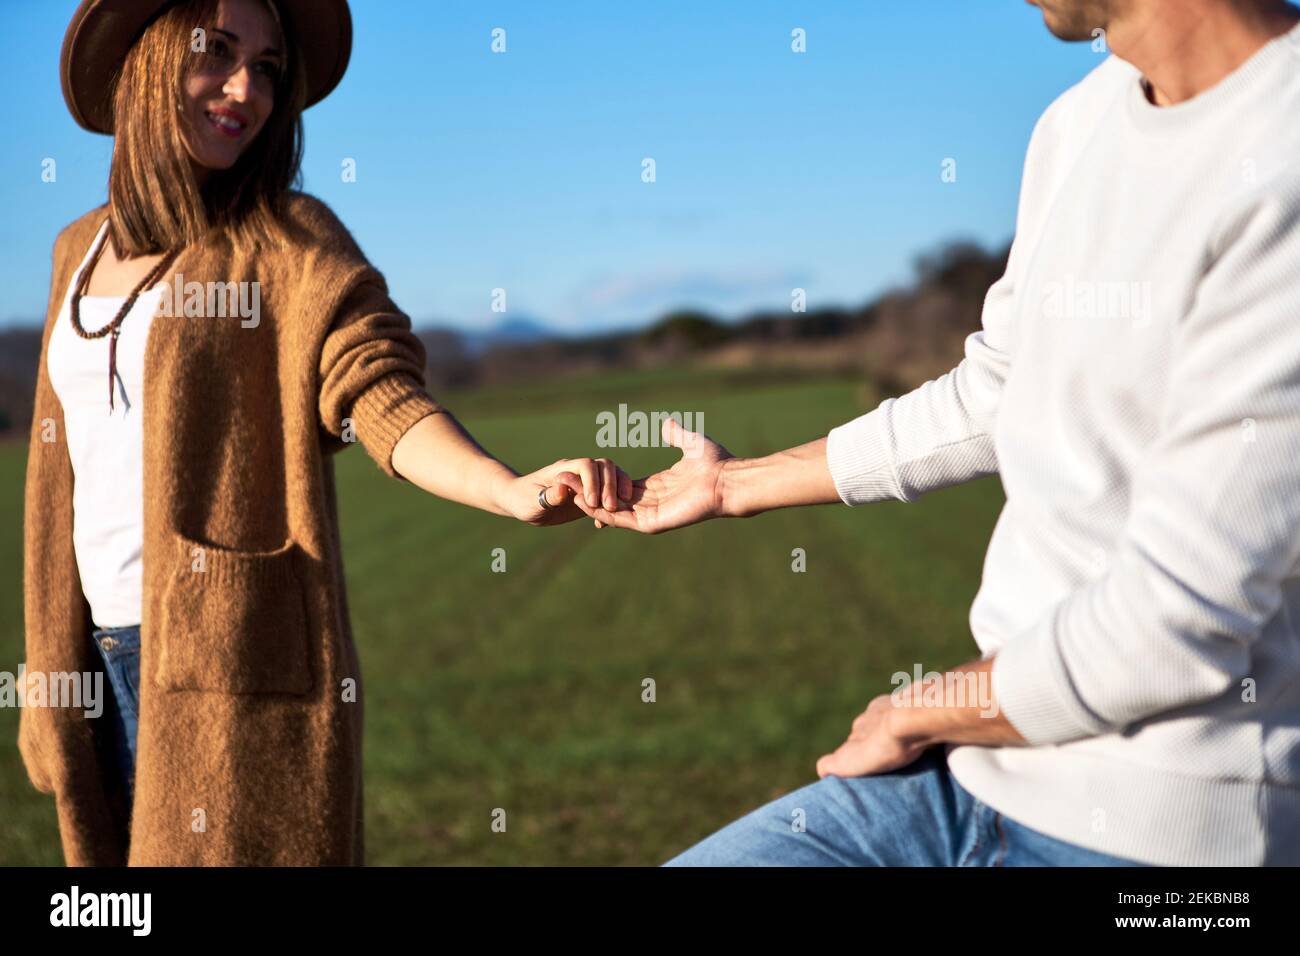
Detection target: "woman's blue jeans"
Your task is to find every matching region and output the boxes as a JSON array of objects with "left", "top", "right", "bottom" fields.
[
  {"left": 89, "top": 623, "right": 141, "bottom": 815},
  {"left": 663, "top": 747, "right": 1152, "bottom": 866}
]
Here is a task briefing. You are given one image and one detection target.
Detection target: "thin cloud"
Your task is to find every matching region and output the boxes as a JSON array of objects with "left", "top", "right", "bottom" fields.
[{"left": 560, "top": 266, "right": 812, "bottom": 328}]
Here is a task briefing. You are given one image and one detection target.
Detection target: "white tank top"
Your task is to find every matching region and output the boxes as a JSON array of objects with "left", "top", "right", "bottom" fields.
[{"left": 46, "top": 218, "right": 166, "bottom": 628}]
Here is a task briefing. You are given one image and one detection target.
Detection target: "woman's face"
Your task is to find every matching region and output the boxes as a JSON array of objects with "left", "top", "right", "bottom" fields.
[{"left": 180, "top": 0, "right": 283, "bottom": 180}]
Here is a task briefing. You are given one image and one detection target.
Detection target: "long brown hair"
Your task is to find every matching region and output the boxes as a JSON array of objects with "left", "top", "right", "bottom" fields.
[{"left": 106, "top": 0, "right": 308, "bottom": 258}]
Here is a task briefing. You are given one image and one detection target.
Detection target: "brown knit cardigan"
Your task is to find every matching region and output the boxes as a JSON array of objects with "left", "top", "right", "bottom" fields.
[{"left": 18, "top": 192, "right": 445, "bottom": 865}]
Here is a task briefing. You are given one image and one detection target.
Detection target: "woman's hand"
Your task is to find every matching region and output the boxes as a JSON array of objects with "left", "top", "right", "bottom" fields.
[
  {"left": 390, "top": 412, "right": 633, "bottom": 527},
  {"left": 500, "top": 456, "right": 634, "bottom": 527}
]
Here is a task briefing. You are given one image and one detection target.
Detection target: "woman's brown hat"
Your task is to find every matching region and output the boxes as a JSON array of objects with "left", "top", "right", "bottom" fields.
[{"left": 61, "top": 0, "right": 352, "bottom": 134}]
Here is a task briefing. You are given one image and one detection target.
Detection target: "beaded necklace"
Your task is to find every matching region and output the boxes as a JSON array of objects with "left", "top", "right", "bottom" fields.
[{"left": 69, "top": 224, "right": 179, "bottom": 413}]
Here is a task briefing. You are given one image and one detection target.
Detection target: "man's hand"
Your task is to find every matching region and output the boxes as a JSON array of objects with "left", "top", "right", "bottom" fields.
[
  {"left": 579, "top": 422, "right": 843, "bottom": 531},
  {"left": 815, "top": 694, "right": 933, "bottom": 778},
  {"left": 577, "top": 418, "right": 735, "bottom": 533},
  {"left": 816, "top": 656, "right": 1027, "bottom": 778}
]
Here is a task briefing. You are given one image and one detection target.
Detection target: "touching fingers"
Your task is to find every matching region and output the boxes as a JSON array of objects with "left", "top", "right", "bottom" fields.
[
  {"left": 586, "top": 505, "right": 639, "bottom": 531},
  {"left": 572, "top": 458, "right": 600, "bottom": 508},
  {"left": 548, "top": 472, "right": 583, "bottom": 508},
  {"left": 597, "top": 458, "right": 618, "bottom": 512}
]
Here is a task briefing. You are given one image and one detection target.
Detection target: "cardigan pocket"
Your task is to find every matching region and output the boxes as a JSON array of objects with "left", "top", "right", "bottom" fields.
[{"left": 155, "top": 532, "right": 314, "bottom": 696}]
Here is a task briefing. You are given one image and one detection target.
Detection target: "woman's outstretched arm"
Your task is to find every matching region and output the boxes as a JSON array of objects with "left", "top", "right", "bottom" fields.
[
  {"left": 316, "top": 274, "right": 630, "bottom": 526},
  {"left": 391, "top": 409, "right": 632, "bottom": 527}
]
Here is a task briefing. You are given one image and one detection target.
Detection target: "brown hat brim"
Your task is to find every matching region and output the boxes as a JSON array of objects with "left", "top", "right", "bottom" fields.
[{"left": 61, "top": 0, "right": 352, "bottom": 135}]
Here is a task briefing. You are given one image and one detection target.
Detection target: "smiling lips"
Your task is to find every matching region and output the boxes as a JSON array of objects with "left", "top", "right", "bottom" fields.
[{"left": 205, "top": 108, "right": 248, "bottom": 138}]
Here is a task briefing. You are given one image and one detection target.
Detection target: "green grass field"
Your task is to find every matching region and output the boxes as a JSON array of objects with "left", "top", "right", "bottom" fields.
[{"left": 0, "top": 367, "right": 1005, "bottom": 865}]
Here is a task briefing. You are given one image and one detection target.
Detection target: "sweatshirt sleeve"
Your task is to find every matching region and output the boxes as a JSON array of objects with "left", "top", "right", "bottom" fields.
[
  {"left": 824, "top": 259, "right": 1015, "bottom": 504},
  {"left": 823, "top": 89, "right": 1083, "bottom": 506},
  {"left": 317, "top": 274, "right": 447, "bottom": 481},
  {"left": 993, "top": 178, "right": 1300, "bottom": 746}
]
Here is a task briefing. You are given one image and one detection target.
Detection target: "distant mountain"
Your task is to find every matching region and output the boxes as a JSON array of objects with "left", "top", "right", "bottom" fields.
[{"left": 420, "top": 317, "right": 556, "bottom": 357}]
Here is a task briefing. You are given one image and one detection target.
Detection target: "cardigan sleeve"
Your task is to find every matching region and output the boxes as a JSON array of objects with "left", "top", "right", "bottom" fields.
[
  {"left": 19, "top": 221, "right": 94, "bottom": 798},
  {"left": 317, "top": 274, "right": 447, "bottom": 481}
]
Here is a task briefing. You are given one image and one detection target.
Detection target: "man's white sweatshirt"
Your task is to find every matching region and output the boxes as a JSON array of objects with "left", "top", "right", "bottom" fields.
[{"left": 825, "top": 25, "right": 1300, "bottom": 866}]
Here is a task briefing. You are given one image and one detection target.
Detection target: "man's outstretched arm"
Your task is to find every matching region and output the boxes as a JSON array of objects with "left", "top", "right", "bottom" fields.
[
  {"left": 718, "top": 437, "right": 840, "bottom": 516},
  {"left": 576, "top": 420, "right": 839, "bottom": 533},
  {"left": 583, "top": 214, "right": 1026, "bottom": 532}
]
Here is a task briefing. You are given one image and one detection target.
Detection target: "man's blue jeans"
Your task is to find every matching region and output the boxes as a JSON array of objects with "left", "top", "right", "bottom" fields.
[{"left": 664, "top": 747, "right": 1152, "bottom": 866}]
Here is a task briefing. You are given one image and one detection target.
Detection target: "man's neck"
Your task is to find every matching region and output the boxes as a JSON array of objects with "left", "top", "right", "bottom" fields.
[{"left": 1108, "top": 1, "right": 1300, "bottom": 105}]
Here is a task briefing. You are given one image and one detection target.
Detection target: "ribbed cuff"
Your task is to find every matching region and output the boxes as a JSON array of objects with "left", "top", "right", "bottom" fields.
[
  {"left": 825, "top": 402, "right": 904, "bottom": 505},
  {"left": 992, "top": 610, "right": 1111, "bottom": 747},
  {"left": 350, "top": 372, "right": 445, "bottom": 480}
]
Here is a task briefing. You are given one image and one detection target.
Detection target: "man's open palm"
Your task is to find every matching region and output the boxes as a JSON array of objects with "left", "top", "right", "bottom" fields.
[{"left": 579, "top": 417, "right": 734, "bottom": 533}]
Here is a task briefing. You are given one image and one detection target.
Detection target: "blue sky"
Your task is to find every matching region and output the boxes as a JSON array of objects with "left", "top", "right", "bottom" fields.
[{"left": 1, "top": 0, "right": 1102, "bottom": 333}]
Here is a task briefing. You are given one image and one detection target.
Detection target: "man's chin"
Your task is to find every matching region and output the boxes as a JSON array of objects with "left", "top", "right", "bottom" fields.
[
  {"left": 1040, "top": 11, "right": 1099, "bottom": 42},
  {"left": 1028, "top": 0, "right": 1101, "bottom": 42}
]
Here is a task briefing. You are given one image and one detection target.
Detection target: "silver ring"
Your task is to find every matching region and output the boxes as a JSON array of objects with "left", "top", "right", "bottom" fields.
[{"left": 538, "top": 486, "right": 555, "bottom": 510}]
